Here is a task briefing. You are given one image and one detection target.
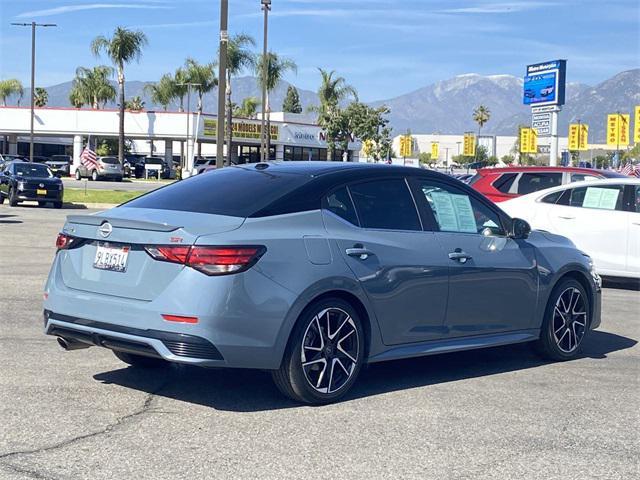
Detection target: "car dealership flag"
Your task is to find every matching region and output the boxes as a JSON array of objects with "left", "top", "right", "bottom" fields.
[{"left": 80, "top": 145, "right": 98, "bottom": 169}]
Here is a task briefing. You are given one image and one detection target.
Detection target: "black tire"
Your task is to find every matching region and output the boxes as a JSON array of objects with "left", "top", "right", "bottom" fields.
[
  {"left": 75, "top": 169, "right": 82, "bottom": 180},
  {"left": 54, "top": 201, "right": 63, "bottom": 209},
  {"left": 8, "top": 187, "right": 18, "bottom": 207},
  {"left": 91, "top": 170, "right": 98, "bottom": 181},
  {"left": 115, "top": 176, "right": 122, "bottom": 182},
  {"left": 113, "top": 350, "right": 168, "bottom": 369},
  {"left": 272, "top": 297, "right": 365, "bottom": 405},
  {"left": 38, "top": 201, "right": 46, "bottom": 207},
  {"left": 534, "top": 278, "right": 590, "bottom": 361},
  {"left": 0, "top": 193, "right": 4, "bottom": 205}
]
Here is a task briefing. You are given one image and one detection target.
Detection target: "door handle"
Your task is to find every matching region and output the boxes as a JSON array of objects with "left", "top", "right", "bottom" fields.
[
  {"left": 346, "top": 247, "right": 373, "bottom": 260},
  {"left": 448, "top": 250, "right": 472, "bottom": 263},
  {"left": 632, "top": 222, "right": 640, "bottom": 226},
  {"left": 557, "top": 215, "right": 575, "bottom": 220}
]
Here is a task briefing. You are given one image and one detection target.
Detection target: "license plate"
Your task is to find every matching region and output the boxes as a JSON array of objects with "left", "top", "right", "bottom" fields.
[
  {"left": 37, "top": 189, "right": 47, "bottom": 195},
  {"left": 93, "top": 244, "right": 130, "bottom": 273}
]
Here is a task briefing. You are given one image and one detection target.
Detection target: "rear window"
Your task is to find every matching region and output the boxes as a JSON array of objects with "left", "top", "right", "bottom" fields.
[
  {"left": 517, "top": 172, "right": 562, "bottom": 195},
  {"left": 493, "top": 173, "right": 518, "bottom": 193},
  {"left": 101, "top": 157, "right": 119, "bottom": 165},
  {"left": 122, "top": 166, "right": 311, "bottom": 217}
]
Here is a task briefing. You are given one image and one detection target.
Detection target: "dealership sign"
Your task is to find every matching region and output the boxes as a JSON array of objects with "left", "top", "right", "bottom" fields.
[
  {"left": 523, "top": 59, "right": 567, "bottom": 107},
  {"left": 531, "top": 112, "right": 551, "bottom": 136},
  {"left": 203, "top": 119, "right": 279, "bottom": 141}
]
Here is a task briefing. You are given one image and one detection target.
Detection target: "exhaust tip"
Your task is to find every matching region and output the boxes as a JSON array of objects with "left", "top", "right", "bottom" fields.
[
  {"left": 57, "top": 337, "right": 70, "bottom": 350},
  {"left": 57, "top": 337, "right": 91, "bottom": 351}
]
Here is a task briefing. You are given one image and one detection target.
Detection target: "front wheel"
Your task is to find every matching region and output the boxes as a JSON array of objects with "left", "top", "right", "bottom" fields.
[
  {"left": 75, "top": 169, "right": 82, "bottom": 180},
  {"left": 113, "top": 350, "right": 168, "bottom": 369},
  {"left": 91, "top": 170, "right": 98, "bottom": 181},
  {"left": 534, "top": 278, "right": 590, "bottom": 361},
  {"left": 8, "top": 187, "right": 18, "bottom": 206},
  {"left": 272, "top": 298, "right": 365, "bottom": 404}
]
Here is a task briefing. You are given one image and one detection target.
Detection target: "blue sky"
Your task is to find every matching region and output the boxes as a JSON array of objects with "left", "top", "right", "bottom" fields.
[{"left": 0, "top": 0, "right": 638, "bottom": 101}]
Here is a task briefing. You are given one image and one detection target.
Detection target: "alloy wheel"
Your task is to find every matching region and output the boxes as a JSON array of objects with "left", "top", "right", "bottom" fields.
[
  {"left": 301, "top": 307, "right": 360, "bottom": 394},
  {"left": 552, "top": 287, "right": 587, "bottom": 353}
]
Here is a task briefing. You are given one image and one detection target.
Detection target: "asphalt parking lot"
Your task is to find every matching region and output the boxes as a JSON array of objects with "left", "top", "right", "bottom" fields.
[{"left": 0, "top": 204, "right": 638, "bottom": 480}]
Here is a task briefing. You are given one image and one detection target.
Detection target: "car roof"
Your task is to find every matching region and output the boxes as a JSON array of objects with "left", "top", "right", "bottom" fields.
[{"left": 235, "top": 161, "right": 424, "bottom": 177}]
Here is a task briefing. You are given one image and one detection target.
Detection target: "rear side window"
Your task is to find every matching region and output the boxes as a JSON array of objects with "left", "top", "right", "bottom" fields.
[
  {"left": 349, "top": 179, "right": 421, "bottom": 231},
  {"left": 123, "top": 167, "right": 311, "bottom": 217},
  {"left": 326, "top": 187, "right": 359, "bottom": 226},
  {"left": 493, "top": 173, "right": 518, "bottom": 193},
  {"left": 540, "top": 190, "right": 564, "bottom": 204},
  {"left": 517, "top": 172, "right": 562, "bottom": 195}
]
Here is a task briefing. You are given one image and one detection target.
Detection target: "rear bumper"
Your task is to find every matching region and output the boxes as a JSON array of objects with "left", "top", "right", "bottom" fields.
[{"left": 45, "top": 310, "right": 224, "bottom": 364}]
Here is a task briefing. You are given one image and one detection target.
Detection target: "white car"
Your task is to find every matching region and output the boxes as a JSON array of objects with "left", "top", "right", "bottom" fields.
[{"left": 500, "top": 178, "right": 640, "bottom": 279}]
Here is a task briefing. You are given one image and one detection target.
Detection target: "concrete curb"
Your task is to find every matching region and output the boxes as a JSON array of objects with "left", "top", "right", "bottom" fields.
[{"left": 63, "top": 202, "right": 118, "bottom": 210}]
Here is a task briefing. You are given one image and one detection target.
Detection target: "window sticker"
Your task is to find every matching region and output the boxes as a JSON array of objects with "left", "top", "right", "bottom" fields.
[
  {"left": 582, "top": 187, "right": 619, "bottom": 210},
  {"left": 430, "top": 191, "right": 477, "bottom": 233}
]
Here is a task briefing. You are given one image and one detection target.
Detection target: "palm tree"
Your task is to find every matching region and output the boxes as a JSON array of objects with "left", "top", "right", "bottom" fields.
[
  {"left": 233, "top": 97, "right": 260, "bottom": 119},
  {"left": 184, "top": 58, "right": 217, "bottom": 113},
  {"left": 255, "top": 52, "right": 297, "bottom": 156},
  {"left": 224, "top": 34, "right": 256, "bottom": 163},
  {"left": 144, "top": 74, "right": 174, "bottom": 111},
  {"left": 0, "top": 79, "right": 24, "bottom": 106},
  {"left": 34, "top": 88, "right": 48, "bottom": 107},
  {"left": 312, "top": 69, "right": 357, "bottom": 160},
  {"left": 472, "top": 105, "right": 491, "bottom": 161},
  {"left": 70, "top": 66, "right": 116, "bottom": 109},
  {"left": 125, "top": 96, "right": 145, "bottom": 111},
  {"left": 91, "top": 27, "right": 148, "bottom": 164},
  {"left": 171, "top": 67, "right": 189, "bottom": 112}
]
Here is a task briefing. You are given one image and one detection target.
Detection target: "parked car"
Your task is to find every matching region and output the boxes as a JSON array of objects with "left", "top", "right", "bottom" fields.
[
  {"left": 194, "top": 157, "right": 217, "bottom": 175},
  {"left": 0, "top": 154, "right": 27, "bottom": 171},
  {"left": 500, "top": 178, "right": 640, "bottom": 279},
  {"left": 75, "top": 156, "right": 123, "bottom": 181},
  {"left": 469, "top": 166, "right": 626, "bottom": 203},
  {"left": 44, "top": 162, "right": 601, "bottom": 404},
  {"left": 124, "top": 154, "right": 146, "bottom": 178},
  {"left": 0, "top": 160, "right": 63, "bottom": 208},
  {"left": 141, "top": 157, "right": 176, "bottom": 179},
  {"left": 46, "top": 155, "right": 72, "bottom": 177}
]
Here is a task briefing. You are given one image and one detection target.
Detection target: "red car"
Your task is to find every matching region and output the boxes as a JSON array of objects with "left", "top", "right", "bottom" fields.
[{"left": 469, "top": 166, "right": 626, "bottom": 203}]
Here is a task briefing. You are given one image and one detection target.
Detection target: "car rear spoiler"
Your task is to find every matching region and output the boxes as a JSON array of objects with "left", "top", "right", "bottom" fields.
[{"left": 66, "top": 214, "right": 180, "bottom": 232}]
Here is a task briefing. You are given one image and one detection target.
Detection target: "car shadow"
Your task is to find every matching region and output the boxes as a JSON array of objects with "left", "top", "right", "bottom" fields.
[
  {"left": 0, "top": 214, "right": 22, "bottom": 224},
  {"left": 93, "top": 330, "right": 636, "bottom": 412},
  {"left": 603, "top": 278, "right": 640, "bottom": 291}
]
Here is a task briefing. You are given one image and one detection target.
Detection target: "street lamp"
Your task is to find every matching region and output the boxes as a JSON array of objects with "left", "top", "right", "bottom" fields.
[
  {"left": 177, "top": 82, "right": 201, "bottom": 174},
  {"left": 260, "top": 0, "right": 271, "bottom": 162},
  {"left": 216, "top": 0, "right": 229, "bottom": 169},
  {"left": 11, "top": 21, "right": 57, "bottom": 162}
]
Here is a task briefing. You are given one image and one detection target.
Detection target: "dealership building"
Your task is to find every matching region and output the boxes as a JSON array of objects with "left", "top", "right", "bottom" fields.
[{"left": 0, "top": 107, "right": 361, "bottom": 171}]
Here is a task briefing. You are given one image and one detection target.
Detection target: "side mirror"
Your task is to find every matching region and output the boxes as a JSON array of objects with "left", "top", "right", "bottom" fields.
[
  {"left": 510, "top": 218, "right": 531, "bottom": 239},
  {"left": 3, "top": 170, "right": 10, "bottom": 176}
]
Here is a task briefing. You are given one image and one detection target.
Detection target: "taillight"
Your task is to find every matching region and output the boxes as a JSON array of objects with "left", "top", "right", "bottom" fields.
[
  {"left": 144, "top": 245, "right": 265, "bottom": 276},
  {"left": 56, "top": 233, "right": 75, "bottom": 250}
]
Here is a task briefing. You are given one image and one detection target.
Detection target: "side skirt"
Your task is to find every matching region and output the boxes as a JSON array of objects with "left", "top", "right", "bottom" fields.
[{"left": 367, "top": 329, "right": 540, "bottom": 364}]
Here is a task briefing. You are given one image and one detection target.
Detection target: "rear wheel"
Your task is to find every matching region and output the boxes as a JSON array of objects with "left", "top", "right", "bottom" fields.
[
  {"left": 38, "top": 201, "right": 46, "bottom": 207},
  {"left": 0, "top": 194, "right": 4, "bottom": 204},
  {"left": 91, "top": 170, "right": 98, "bottom": 181},
  {"left": 75, "top": 169, "right": 82, "bottom": 180},
  {"left": 272, "top": 298, "right": 365, "bottom": 404},
  {"left": 112, "top": 350, "right": 168, "bottom": 369},
  {"left": 8, "top": 187, "right": 18, "bottom": 206},
  {"left": 534, "top": 278, "right": 590, "bottom": 361},
  {"left": 54, "top": 201, "right": 63, "bottom": 209}
]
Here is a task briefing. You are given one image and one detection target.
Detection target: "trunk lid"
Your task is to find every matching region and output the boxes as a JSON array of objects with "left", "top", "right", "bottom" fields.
[{"left": 58, "top": 207, "right": 245, "bottom": 301}]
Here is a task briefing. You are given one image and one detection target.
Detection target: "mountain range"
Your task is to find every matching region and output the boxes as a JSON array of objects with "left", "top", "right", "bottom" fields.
[{"left": 14, "top": 68, "right": 640, "bottom": 143}]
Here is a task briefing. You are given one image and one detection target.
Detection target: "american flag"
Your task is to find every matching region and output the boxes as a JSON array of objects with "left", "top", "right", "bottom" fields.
[
  {"left": 633, "top": 165, "right": 640, "bottom": 178},
  {"left": 80, "top": 146, "right": 98, "bottom": 169}
]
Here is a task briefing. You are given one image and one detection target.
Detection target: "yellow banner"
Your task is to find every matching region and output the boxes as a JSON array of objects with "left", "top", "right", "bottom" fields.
[
  {"left": 528, "top": 128, "right": 538, "bottom": 154},
  {"left": 607, "top": 114, "right": 619, "bottom": 147},
  {"left": 400, "top": 135, "right": 413, "bottom": 157},
  {"left": 635, "top": 106, "right": 640, "bottom": 144},
  {"left": 203, "top": 118, "right": 279, "bottom": 141},
  {"left": 431, "top": 142, "right": 439, "bottom": 159},
  {"left": 463, "top": 133, "right": 475, "bottom": 156},
  {"left": 618, "top": 114, "right": 630, "bottom": 147},
  {"left": 520, "top": 128, "right": 531, "bottom": 153},
  {"left": 569, "top": 124, "right": 589, "bottom": 151}
]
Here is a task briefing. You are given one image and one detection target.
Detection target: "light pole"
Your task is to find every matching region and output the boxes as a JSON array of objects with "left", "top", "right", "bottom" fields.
[
  {"left": 11, "top": 21, "right": 56, "bottom": 162},
  {"left": 260, "top": 0, "right": 271, "bottom": 162},
  {"left": 216, "top": 0, "right": 229, "bottom": 169},
  {"left": 177, "top": 82, "right": 201, "bottom": 174}
]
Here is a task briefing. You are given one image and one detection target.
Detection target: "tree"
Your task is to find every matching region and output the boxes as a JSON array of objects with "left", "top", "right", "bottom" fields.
[
  {"left": 472, "top": 105, "right": 491, "bottom": 161},
  {"left": 0, "top": 79, "right": 24, "bottom": 106},
  {"left": 34, "top": 88, "right": 48, "bottom": 107},
  {"left": 223, "top": 34, "right": 256, "bottom": 163},
  {"left": 69, "top": 66, "right": 116, "bottom": 109},
  {"left": 144, "top": 74, "right": 174, "bottom": 111},
  {"left": 171, "top": 67, "right": 189, "bottom": 112},
  {"left": 418, "top": 152, "right": 431, "bottom": 165},
  {"left": 233, "top": 97, "right": 260, "bottom": 119},
  {"left": 282, "top": 85, "right": 302, "bottom": 113},
  {"left": 91, "top": 27, "right": 148, "bottom": 164},
  {"left": 184, "top": 58, "right": 217, "bottom": 113},
  {"left": 311, "top": 69, "right": 357, "bottom": 159},
  {"left": 255, "top": 52, "right": 297, "bottom": 156},
  {"left": 125, "top": 96, "right": 145, "bottom": 111}
]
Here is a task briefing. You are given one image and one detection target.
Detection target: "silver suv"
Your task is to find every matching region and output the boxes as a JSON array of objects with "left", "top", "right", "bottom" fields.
[{"left": 75, "top": 156, "right": 123, "bottom": 182}]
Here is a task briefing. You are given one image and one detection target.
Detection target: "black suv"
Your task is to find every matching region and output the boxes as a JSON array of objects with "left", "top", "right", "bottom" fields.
[{"left": 0, "top": 161, "right": 64, "bottom": 208}]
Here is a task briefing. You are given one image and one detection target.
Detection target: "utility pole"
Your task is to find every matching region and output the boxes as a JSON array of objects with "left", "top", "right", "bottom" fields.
[
  {"left": 260, "top": 0, "right": 271, "bottom": 162},
  {"left": 216, "top": 0, "right": 229, "bottom": 169},
  {"left": 11, "top": 22, "right": 56, "bottom": 162}
]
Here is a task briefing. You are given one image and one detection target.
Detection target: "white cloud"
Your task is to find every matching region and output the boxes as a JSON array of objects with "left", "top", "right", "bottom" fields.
[
  {"left": 440, "top": 2, "right": 554, "bottom": 14},
  {"left": 15, "top": 3, "right": 171, "bottom": 19}
]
